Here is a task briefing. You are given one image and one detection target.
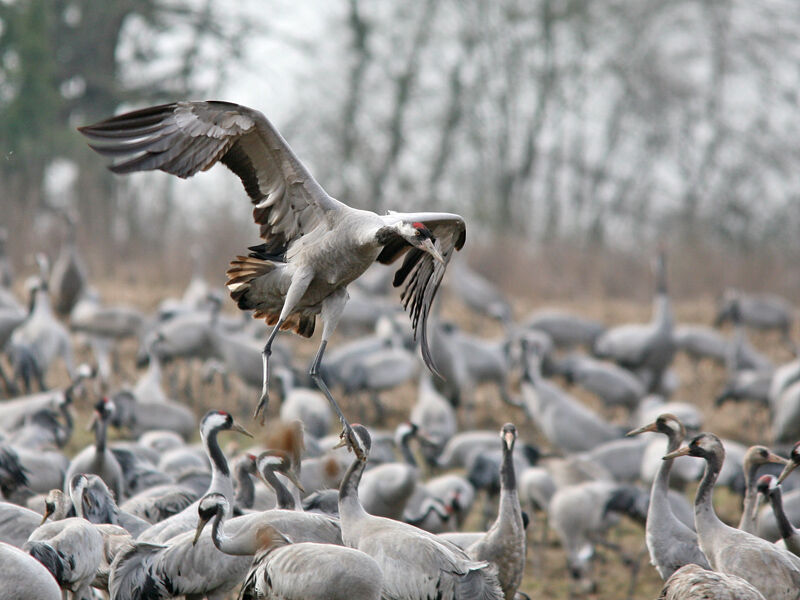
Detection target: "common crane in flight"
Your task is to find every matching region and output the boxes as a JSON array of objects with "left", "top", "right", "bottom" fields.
[{"left": 80, "top": 100, "right": 466, "bottom": 454}]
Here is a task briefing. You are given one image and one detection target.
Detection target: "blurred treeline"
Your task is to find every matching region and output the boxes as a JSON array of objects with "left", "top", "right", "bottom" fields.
[{"left": 2, "top": 0, "right": 800, "bottom": 298}]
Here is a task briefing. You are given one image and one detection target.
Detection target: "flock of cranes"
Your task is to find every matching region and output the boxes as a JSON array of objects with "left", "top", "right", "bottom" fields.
[{"left": 1, "top": 100, "right": 800, "bottom": 599}]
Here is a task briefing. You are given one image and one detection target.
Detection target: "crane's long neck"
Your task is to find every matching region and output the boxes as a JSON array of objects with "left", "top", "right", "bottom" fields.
[
  {"left": 32, "top": 287, "right": 54, "bottom": 319},
  {"left": 233, "top": 466, "right": 255, "bottom": 510},
  {"left": 650, "top": 432, "right": 680, "bottom": 530},
  {"left": 146, "top": 351, "right": 163, "bottom": 386},
  {"left": 262, "top": 469, "right": 296, "bottom": 510},
  {"left": 203, "top": 428, "right": 233, "bottom": 503},
  {"left": 695, "top": 453, "right": 725, "bottom": 530},
  {"left": 93, "top": 416, "right": 108, "bottom": 460},
  {"left": 739, "top": 461, "right": 762, "bottom": 532},
  {"left": 399, "top": 432, "right": 418, "bottom": 468},
  {"left": 209, "top": 508, "right": 257, "bottom": 556},
  {"left": 496, "top": 440, "right": 521, "bottom": 535},
  {"left": 768, "top": 487, "right": 797, "bottom": 542},
  {"left": 339, "top": 457, "right": 368, "bottom": 522}
]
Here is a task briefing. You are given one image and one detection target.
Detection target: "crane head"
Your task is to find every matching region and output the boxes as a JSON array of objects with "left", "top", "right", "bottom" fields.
[{"left": 777, "top": 440, "right": 800, "bottom": 484}]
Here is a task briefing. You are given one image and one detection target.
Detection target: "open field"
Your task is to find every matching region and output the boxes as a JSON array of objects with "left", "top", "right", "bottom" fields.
[{"left": 19, "top": 268, "right": 796, "bottom": 600}]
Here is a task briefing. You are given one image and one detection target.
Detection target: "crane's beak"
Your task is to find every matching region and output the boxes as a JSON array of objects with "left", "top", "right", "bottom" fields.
[
  {"left": 283, "top": 469, "right": 305, "bottom": 494},
  {"left": 777, "top": 461, "right": 798, "bottom": 485},
  {"left": 626, "top": 422, "right": 657, "bottom": 437},
  {"left": 663, "top": 446, "right": 691, "bottom": 460},
  {"left": 417, "top": 238, "right": 444, "bottom": 264},
  {"left": 193, "top": 516, "right": 210, "bottom": 546},
  {"left": 230, "top": 423, "right": 253, "bottom": 438},
  {"left": 40, "top": 504, "right": 53, "bottom": 525},
  {"left": 503, "top": 431, "right": 516, "bottom": 450},
  {"left": 766, "top": 452, "right": 789, "bottom": 466}
]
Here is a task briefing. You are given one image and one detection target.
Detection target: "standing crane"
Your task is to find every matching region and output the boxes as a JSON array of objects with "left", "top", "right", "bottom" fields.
[
  {"left": 79, "top": 101, "right": 466, "bottom": 453},
  {"left": 461, "top": 423, "right": 526, "bottom": 600},
  {"left": 190, "top": 497, "right": 379, "bottom": 600},
  {"left": 337, "top": 424, "right": 504, "bottom": 600},
  {"left": 664, "top": 433, "right": 800, "bottom": 600},
  {"left": 755, "top": 474, "right": 800, "bottom": 557},
  {"left": 737, "top": 445, "right": 788, "bottom": 533},
  {"left": 64, "top": 397, "right": 125, "bottom": 501},
  {"left": 136, "top": 409, "right": 252, "bottom": 543},
  {"left": 626, "top": 414, "right": 710, "bottom": 579}
]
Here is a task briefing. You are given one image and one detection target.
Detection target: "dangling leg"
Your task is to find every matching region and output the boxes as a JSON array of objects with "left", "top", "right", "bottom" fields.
[
  {"left": 309, "top": 288, "right": 365, "bottom": 458},
  {"left": 254, "top": 269, "right": 313, "bottom": 424}
]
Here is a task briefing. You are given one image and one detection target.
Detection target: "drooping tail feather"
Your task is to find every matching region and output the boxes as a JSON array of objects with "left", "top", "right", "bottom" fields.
[
  {"left": 109, "top": 542, "right": 170, "bottom": 600},
  {"left": 226, "top": 255, "right": 316, "bottom": 338}
]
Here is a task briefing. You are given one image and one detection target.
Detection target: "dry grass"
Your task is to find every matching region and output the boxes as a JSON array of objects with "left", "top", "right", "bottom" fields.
[{"left": 8, "top": 268, "right": 797, "bottom": 600}]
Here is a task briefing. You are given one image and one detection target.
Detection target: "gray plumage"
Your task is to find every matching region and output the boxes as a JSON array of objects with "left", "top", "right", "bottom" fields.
[
  {"left": 627, "top": 414, "right": 710, "bottom": 580},
  {"left": 0, "top": 540, "right": 62, "bottom": 600},
  {"left": 555, "top": 354, "right": 645, "bottom": 411},
  {"left": 10, "top": 268, "right": 75, "bottom": 385},
  {"left": 593, "top": 252, "right": 674, "bottom": 391},
  {"left": 0, "top": 501, "right": 47, "bottom": 547},
  {"left": 240, "top": 532, "right": 384, "bottom": 600},
  {"left": 339, "top": 424, "right": 504, "bottom": 600},
  {"left": 136, "top": 410, "right": 252, "bottom": 543},
  {"left": 69, "top": 473, "right": 150, "bottom": 537},
  {"left": 358, "top": 423, "right": 424, "bottom": 520},
  {"left": 25, "top": 516, "right": 123, "bottom": 599},
  {"left": 110, "top": 388, "right": 197, "bottom": 441},
  {"left": 673, "top": 324, "right": 729, "bottom": 365},
  {"left": 448, "top": 258, "right": 512, "bottom": 324},
  {"left": 276, "top": 367, "right": 331, "bottom": 439},
  {"left": 658, "top": 564, "right": 766, "bottom": 600},
  {"left": 49, "top": 217, "right": 88, "bottom": 318},
  {"left": 519, "top": 343, "right": 620, "bottom": 453},
  {"left": 120, "top": 484, "right": 198, "bottom": 524},
  {"left": 666, "top": 433, "right": 800, "bottom": 600},
  {"left": 756, "top": 475, "right": 800, "bottom": 557},
  {"left": 737, "top": 445, "right": 788, "bottom": 533},
  {"left": 522, "top": 309, "right": 605, "bottom": 350},
  {"left": 109, "top": 524, "right": 251, "bottom": 600},
  {"left": 463, "top": 424, "right": 526, "bottom": 600},
  {"left": 772, "top": 380, "right": 800, "bottom": 446},
  {"left": 716, "top": 369, "right": 772, "bottom": 407},
  {"left": 715, "top": 289, "right": 794, "bottom": 349},
  {"left": 64, "top": 398, "right": 125, "bottom": 501}
]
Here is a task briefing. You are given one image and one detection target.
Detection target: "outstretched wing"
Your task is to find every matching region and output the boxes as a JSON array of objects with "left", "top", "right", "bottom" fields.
[
  {"left": 79, "top": 101, "right": 341, "bottom": 256},
  {"left": 377, "top": 212, "right": 466, "bottom": 376}
]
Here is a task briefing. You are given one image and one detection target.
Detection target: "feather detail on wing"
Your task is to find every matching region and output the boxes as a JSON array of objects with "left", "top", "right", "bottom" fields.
[
  {"left": 79, "top": 100, "right": 341, "bottom": 256},
  {"left": 377, "top": 212, "right": 466, "bottom": 377}
]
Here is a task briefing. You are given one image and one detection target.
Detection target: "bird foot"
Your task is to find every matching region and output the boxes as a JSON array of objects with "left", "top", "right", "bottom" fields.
[
  {"left": 253, "top": 391, "right": 270, "bottom": 426},
  {"left": 339, "top": 424, "right": 366, "bottom": 461}
]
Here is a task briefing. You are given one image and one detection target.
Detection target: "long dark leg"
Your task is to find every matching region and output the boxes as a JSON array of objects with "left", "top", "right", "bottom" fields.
[
  {"left": 254, "top": 319, "right": 285, "bottom": 424},
  {"left": 254, "top": 269, "right": 313, "bottom": 425},
  {"left": 309, "top": 289, "right": 365, "bottom": 458}
]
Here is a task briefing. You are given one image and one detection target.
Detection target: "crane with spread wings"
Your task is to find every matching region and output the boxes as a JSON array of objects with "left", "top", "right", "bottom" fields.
[{"left": 79, "top": 101, "right": 465, "bottom": 456}]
